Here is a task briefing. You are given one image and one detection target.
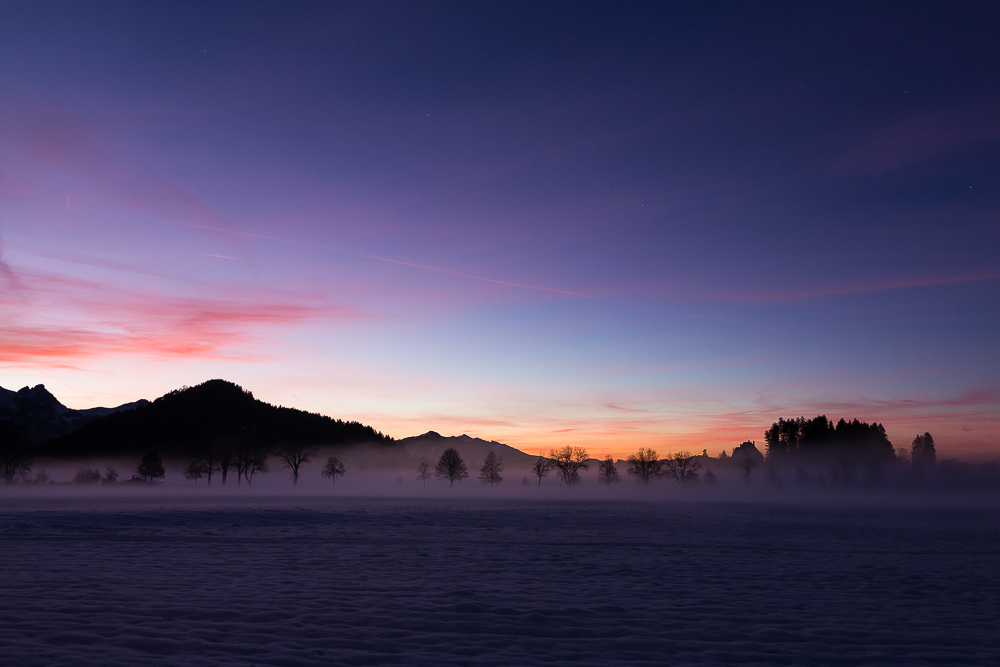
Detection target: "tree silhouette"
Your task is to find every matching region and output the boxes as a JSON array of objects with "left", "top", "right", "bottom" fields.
[
  {"left": 237, "top": 441, "right": 270, "bottom": 485},
  {"left": 74, "top": 468, "right": 101, "bottom": 484},
  {"left": 416, "top": 457, "right": 431, "bottom": 485},
  {"left": 549, "top": 446, "right": 589, "bottom": 485},
  {"left": 531, "top": 456, "right": 553, "bottom": 486},
  {"left": 0, "top": 420, "right": 31, "bottom": 484},
  {"left": 321, "top": 456, "right": 346, "bottom": 484},
  {"left": 703, "top": 468, "right": 718, "bottom": 485},
  {"left": 184, "top": 459, "right": 209, "bottom": 484},
  {"left": 479, "top": 451, "right": 503, "bottom": 487},
  {"left": 192, "top": 442, "right": 219, "bottom": 486},
  {"left": 137, "top": 452, "right": 165, "bottom": 482},
  {"left": 598, "top": 456, "right": 621, "bottom": 485},
  {"left": 911, "top": 432, "right": 936, "bottom": 471},
  {"left": 435, "top": 447, "right": 468, "bottom": 486},
  {"left": 215, "top": 438, "right": 236, "bottom": 485},
  {"left": 739, "top": 452, "right": 757, "bottom": 487},
  {"left": 627, "top": 447, "right": 663, "bottom": 485},
  {"left": 276, "top": 442, "right": 318, "bottom": 486},
  {"left": 102, "top": 467, "right": 119, "bottom": 484},
  {"left": 26, "top": 469, "right": 50, "bottom": 485},
  {"left": 663, "top": 451, "right": 701, "bottom": 485}
]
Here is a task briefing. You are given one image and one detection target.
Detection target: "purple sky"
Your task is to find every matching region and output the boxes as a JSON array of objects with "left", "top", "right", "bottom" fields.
[{"left": 1, "top": 2, "right": 998, "bottom": 458}]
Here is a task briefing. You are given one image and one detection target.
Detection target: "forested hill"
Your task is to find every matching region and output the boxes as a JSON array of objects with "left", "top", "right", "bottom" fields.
[{"left": 38, "top": 380, "right": 393, "bottom": 458}]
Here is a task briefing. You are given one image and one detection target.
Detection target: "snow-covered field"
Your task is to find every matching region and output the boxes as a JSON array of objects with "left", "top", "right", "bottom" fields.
[{"left": 0, "top": 496, "right": 997, "bottom": 665}]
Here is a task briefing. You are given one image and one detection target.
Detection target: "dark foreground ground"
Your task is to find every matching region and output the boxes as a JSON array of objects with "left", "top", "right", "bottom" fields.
[{"left": 0, "top": 496, "right": 997, "bottom": 666}]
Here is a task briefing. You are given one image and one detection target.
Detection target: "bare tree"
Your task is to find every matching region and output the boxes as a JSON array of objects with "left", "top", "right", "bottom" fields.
[
  {"left": 245, "top": 446, "right": 269, "bottom": 485},
  {"left": 663, "top": 451, "right": 702, "bottom": 485},
  {"left": 549, "top": 446, "right": 589, "bottom": 485},
  {"left": 137, "top": 452, "right": 165, "bottom": 482},
  {"left": 207, "top": 443, "right": 222, "bottom": 486},
  {"left": 598, "top": 456, "right": 621, "bottom": 485},
  {"left": 434, "top": 447, "right": 468, "bottom": 486},
  {"left": 416, "top": 457, "right": 431, "bottom": 485},
  {"left": 276, "top": 442, "right": 318, "bottom": 486},
  {"left": 739, "top": 453, "right": 758, "bottom": 487},
  {"left": 531, "top": 456, "right": 554, "bottom": 486},
  {"left": 26, "top": 469, "right": 50, "bottom": 485},
  {"left": 627, "top": 447, "right": 663, "bottom": 485},
  {"left": 102, "top": 467, "right": 119, "bottom": 484},
  {"left": 479, "top": 451, "right": 503, "bottom": 487},
  {"left": 0, "top": 420, "right": 31, "bottom": 484},
  {"left": 74, "top": 468, "right": 101, "bottom": 484},
  {"left": 235, "top": 439, "right": 252, "bottom": 486},
  {"left": 192, "top": 443, "right": 219, "bottom": 486},
  {"left": 216, "top": 440, "right": 236, "bottom": 485},
  {"left": 321, "top": 456, "right": 346, "bottom": 484},
  {"left": 184, "top": 459, "right": 209, "bottom": 484},
  {"left": 236, "top": 441, "right": 270, "bottom": 486}
]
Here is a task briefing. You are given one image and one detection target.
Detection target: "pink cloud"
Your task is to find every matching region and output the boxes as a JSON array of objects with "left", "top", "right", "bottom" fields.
[{"left": 0, "top": 263, "right": 366, "bottom": 364}]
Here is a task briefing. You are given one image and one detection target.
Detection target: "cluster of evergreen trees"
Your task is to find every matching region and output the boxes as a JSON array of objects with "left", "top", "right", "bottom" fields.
[
  {"left": 764, "top": 415, "right": 894, "bottom": 463},
  {"left": 762, "top": 415, "right": 943, "bottom": 473}
]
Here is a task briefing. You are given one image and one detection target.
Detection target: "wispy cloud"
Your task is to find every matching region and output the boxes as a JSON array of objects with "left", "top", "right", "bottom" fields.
[
  {"left": 707, "top": 270, "right": 1000, "bottom": 302},
  {"left": 195, "top": 252, "right": 237, "bottom": 260},
  {"left": 0, "top": 239, "right": 25, "bottom": 294},
  {"left": 356, "top": 253, "right": 594, "bottom": 298},
  {"left": 833, "top": 100, "right": 1000, "bottom": 177},
  {"left": 6, "top": 102, "right": 256, "bottom": 262},
  {"left": 5, "top": 103, "right": 595, "bottom": 301},
  {"left": 155, "top": 219, "right": 594, "bottom": 298},
  {"left": 0, "top": 265, "right": 365, "bottom": 363}
]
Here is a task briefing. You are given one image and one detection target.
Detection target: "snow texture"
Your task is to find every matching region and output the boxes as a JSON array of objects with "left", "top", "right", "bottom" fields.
[{"left": 0, "top": 497, "right": 997, "bottom": 665}]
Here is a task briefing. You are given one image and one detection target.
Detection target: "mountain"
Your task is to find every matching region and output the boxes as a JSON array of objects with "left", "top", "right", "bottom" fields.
[
  {"left": 36, "top": 379, "right": 392, "bottom": 458},
  {"left": 399, "top": 431, "right": 538, "bottom": 470},
  {"left": 0, "top": 384, "right": 148, "bottom": 444}
]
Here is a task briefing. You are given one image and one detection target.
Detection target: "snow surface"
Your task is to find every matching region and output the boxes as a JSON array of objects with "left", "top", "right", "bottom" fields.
[{"left": 0, "top": 496, "right": 997, "bottom": 665}]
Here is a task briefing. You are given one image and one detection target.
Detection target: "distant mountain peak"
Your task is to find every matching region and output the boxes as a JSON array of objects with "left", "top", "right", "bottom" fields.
[
  {"left": 399, "top": 430, "right": 535, "bottom": 465},
  {"left": 0, "top": 382, "right": 145, "bottom": 444}
]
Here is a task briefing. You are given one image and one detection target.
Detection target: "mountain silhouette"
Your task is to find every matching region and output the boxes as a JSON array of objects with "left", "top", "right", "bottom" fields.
[
  {"left": 0, "top": 384, "right": 147, "bottom": 444},
  {"left": 36, "top": 379, "right": 392, "bottom": 458},
  {"left": 399, "top": 431, "right": 537, "bottom": 469}
]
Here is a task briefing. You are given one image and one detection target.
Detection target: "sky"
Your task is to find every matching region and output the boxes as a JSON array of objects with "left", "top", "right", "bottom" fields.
[{"left": 1, "top": 1, "right": 998, "bottom": 459}]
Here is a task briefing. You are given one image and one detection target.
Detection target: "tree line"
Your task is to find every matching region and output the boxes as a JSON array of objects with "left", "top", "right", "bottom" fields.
[
  {"left": 415, "top": 445, "right": 717, "bottom": 489},
  {"left": 0, "top": 410, "right": 963, "bottom": 490}
]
